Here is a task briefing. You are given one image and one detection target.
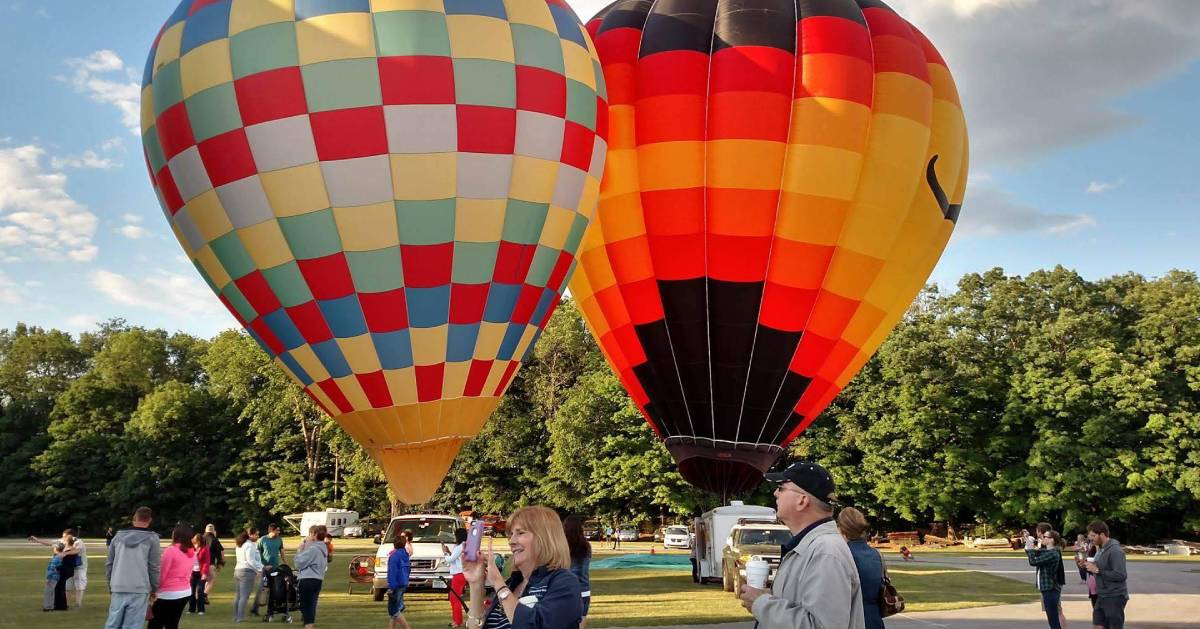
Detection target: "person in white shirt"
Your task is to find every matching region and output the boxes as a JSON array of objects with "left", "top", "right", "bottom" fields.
[
  {"left": 441, "top": 528, "right": 468, "bottom": 628},
  {"left": 233, "top": 528, "right": 264, "bottom": 623}
]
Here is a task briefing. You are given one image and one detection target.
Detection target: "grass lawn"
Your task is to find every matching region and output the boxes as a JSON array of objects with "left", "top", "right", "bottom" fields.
[{"left": 0, "top": 539, "right": 1036, "bottom": 628}]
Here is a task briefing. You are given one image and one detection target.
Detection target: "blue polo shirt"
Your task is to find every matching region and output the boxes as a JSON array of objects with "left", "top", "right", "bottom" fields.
[
  {"left": 387, "top": 547, "right": 410, "bottom": 589},
  {"left": 483, "top": 565, "right": 581, "bottom": 628}
]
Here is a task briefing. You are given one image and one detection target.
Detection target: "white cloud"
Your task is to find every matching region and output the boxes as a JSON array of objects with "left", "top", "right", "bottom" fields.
[
  {"left": 957, "top": 184, "right": 1095, "bottom": 237},
  {"left": 64, "top": 50, "right": 141, "bottom": 135},
  {"left": 121, "top": 213, "right": 144, "bottom": 224},
  {"left": 51, "top": 149, "right": 119, "bottom": 170},
  {"left": 0, "top": 144, "right": 99, "bottom": 261},
  {"left": 118, "top": 225, "right": 149, "bottom": 240},
  {"left": 24, "top": 280, "right": 43, "bottom": 287},
  {"left": 66, "top": 314, "right": 99, "bottom": 330},
  {"left": 91, "top": 270, "right": 225, "bottom": 319},
  {"left": 1086, "top": 180, "right": 1120, "bottom": 194},
  {"left": 0, "top": 270, "right": 21, "bottom": 306},
  {"left": 99, "top": 137, "right": 125, "bottom": 152}
]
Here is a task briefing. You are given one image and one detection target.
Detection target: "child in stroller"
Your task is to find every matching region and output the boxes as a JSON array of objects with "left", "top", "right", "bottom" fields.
[{"left": 262, "top": 564, "right": 298, "bottom": 623}]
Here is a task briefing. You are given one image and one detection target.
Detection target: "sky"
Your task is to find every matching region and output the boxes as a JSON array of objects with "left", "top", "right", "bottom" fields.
[{"left": 1, "top": 0, "right": 1198, "bottom": 338}]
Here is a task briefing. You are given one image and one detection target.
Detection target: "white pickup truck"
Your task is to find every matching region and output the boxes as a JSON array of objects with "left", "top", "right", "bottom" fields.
[{"left": 372, "top": 513, "right": 463, "bottom": 601}]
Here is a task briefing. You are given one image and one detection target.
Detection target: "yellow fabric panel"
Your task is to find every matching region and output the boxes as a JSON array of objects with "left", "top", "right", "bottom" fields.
[
  {"left": 600, "top": 148, "right": 639, "bottom": 197},
  {"left": 473, "top": 322, "right": 509, "bottom": 360},
  {"left": 927, "top": 64, "right": 961, "bottom": 107},
  {"left": 371, "top": 0, "right": 446, "bottom": 12},
  {"left": 780, "top": 144, "right": 864, "bottom": 200},
  {"left": 501, "top": 0, "right": 556, "bottom": 30},
  {"left": 186, "top": 191, "right": 235, "bottom": 242},
  {"left": 413, "top": 399, "right": 444, "bottom": 441},
  {"left": 453, "top": 198, "right": 505, "bottom": 242},
  {"left": 410, "top": 325, "right": 449, "bottom": 364},
  {"left": 290, "top": 345, "right": 332, "bottom": 382},
  {"left": 508, "top": 156, "right": 558, "bottom": 203},
  {"left": 334, "top": 374, "right": 371, "bottom": 411},
  {"left": 579, "top": 239, "right": 618, "bottom": 290},
  {"left": 153, "top": 23, "right": 185, "bottom": 72},
  {"left": 596, "top": 192, "right": 647, "bottom": 243},
  {"left": 637, "top": 141, "right": 704, "bottom": 191},
  {"left": 871, "top": 73, "right": 932, "bottom": 126},
  {"left": 838, "top": 300, "right": 885, "bottom": 350},
  {"left": 369, "top": 438, "right": 463, "bottom": 503},
  {"left": 930, "top": 101, "right": 967, "bottom": 194},
  {"left": 180, "top": 40, "right": 233, "bottom": 99},
  {"left": 383, "top": 367, "right": 419, "bottom": 406},
  {"left": 816, "top": 247, "right": 883, "bottom": 300},
  {"left": 481, "top": 359, "right": 511, "bottom": 393},
  {"left": 538, "top": 205, "right": 576, "bottom": 249},
  {"left": 229, "top": 0, "right": 295, "bottom": 35},
  {"left": 441, "top": 360, "right": 471, "bottom": 398},
  {"left": 562, "top": 41, "right": 596, "bottom": 89},
  {"left": 238, "top": 220, "right": 294, "bottom": 269},
  {"left": 788, "top": 97, "right": 872, "bottom": 153},
  {"left": 306, "top": 383, "right": 338, "bottom": 415},
  {"left": 337, "top": 334, "right": 384, "bottom": 374},
  {"left": 706, "top": 139, "right": 786, "bottom": 191},
  {"left": 262, "top": 163, "right": 331, "bottom": 217},
  {"left": 771, "top": 194, "right": 849, "bottom": 247},
  {"left": 446, "top": 15, "right": 515, "bottom": 62},
  {"left": 140, "top": 86, "right": 156, "bottom": 134},
  {"left": 194, "top": 245, "right": 232, "bottom": 288},
  {"left": 838, "top": 117, "right": 930, "bottom": 257},
  {"left": 296, "top": 13, "right": 377, "bottom": 65},
  {"left": 390, "top": 153, "right": 456, "bottom": 200},
  {"left": 578, "top": 175, "right": 600, "bottom": 220},
  {"left": 512, "top": 325, "right": 539, "bottom": 360},
  {"left": 273, "top": 356, "right": 307, "bottom": 388},
  {"left": 334, "top": 202, "right": 399, "bottom": 251}
]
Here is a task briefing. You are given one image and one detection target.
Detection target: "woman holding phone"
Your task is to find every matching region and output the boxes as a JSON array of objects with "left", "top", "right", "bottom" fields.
[
  {"left": 463, "top": 506, "right": 582, "bottom": 628},
  {"left": 294, "top": 525, "right": 330, "bottom": 628}
]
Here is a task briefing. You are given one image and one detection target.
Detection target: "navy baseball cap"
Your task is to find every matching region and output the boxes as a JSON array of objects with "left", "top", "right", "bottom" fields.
[{"left": 764, "top": 460, "right": 837, "bottom": 504}]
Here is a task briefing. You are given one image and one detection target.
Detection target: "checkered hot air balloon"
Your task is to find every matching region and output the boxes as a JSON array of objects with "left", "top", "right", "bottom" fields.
[
  {"left": 140, "top": 0, "right": 607, "bottom": 504},
  {"left": 571, "top": 0, "right": 968, "bottom": 496}
]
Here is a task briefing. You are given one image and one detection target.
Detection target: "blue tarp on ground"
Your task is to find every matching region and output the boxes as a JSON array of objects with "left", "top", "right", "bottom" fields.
[{"left": 591, "top": 553, "right": 692, "bottom": 570}]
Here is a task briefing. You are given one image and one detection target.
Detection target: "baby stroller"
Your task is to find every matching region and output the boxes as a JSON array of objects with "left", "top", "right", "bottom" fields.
[{"left": 262, "top": 564, "right": 298, "bottom": 623}]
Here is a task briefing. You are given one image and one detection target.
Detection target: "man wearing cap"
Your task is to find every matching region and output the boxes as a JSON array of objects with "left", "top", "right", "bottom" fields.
[{"left": 738, "top": 461, "right": 865, "bottom": 629}]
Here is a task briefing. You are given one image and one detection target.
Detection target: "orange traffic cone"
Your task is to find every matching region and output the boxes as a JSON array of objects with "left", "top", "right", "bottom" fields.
[{"left": 650, "top": 546, "right": 656, "bottom": 555}]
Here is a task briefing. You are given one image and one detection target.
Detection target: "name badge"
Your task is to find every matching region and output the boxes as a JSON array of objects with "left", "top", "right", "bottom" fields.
[{"left": 518, "top": 595, "right": 539, "bottom": 608}]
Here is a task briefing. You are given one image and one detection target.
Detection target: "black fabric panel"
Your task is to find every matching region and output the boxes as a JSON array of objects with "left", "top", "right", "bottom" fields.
[
  {"left": 658, "top": 278, "right": 712, "bottom": 435},
  {"left": 639, "top": 0, "right": 718, "bottom": 57},
  {"left": 760, "top": 380, "right": 811, "bottom": 445},
  {"left": 596, "top": 0, "right": 654, "bottom": 34},
  {"left": 632, "top": 321, "right": 690, "bottom": 438},
  {"left": 854, "top": 0, "right": 896, "bottom": 12},
  {"left": 707, "top": 280, "right": 764, "bottom": 443},
  {"left": 712, "top": 0, "right": 796, "bottom": 52},
  {"left": 741, "top": 325, "right": 804, "bottom": 412},
  {"left": 799, "top": 0, "right": 867, "bottom": 24}
]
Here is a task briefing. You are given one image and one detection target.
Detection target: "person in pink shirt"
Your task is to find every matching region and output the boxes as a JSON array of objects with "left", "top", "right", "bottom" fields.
[
  {"left": 148, "top": 524, "right": 196, "bottom": 629},
  {"left": 188, "top": 533, "right": 211, "bottom": 615}
]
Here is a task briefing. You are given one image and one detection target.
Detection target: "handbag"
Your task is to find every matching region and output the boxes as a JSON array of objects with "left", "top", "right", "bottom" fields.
[{"left": 879, "top": 554, "right": 906, "bottom": 617}]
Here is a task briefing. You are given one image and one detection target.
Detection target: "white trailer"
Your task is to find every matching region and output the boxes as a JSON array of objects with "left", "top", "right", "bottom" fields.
[
  {"left": 690, "top": 501, "right": 776, "bottom": 584},
  {"left": 284, "top": 508, "right": 360, "bottom": 538}
]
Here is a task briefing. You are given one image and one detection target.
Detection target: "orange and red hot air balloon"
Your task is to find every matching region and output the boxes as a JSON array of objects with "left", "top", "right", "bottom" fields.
[{"left": 571, "top": 0, "right": 968, "bottom": 496}]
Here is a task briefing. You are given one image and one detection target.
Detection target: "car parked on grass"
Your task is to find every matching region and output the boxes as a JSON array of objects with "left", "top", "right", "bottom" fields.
[
  {"left": 663, "top": 525, "right": 692, "bottom": 550},
  {"left": 618, "top": 526, "right": 639, "bottom": 542}
]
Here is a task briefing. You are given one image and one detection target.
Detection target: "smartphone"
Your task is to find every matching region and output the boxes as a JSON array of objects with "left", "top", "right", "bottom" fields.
[{"left": 464, "top": 520, "right": 485, "bottom": 562}]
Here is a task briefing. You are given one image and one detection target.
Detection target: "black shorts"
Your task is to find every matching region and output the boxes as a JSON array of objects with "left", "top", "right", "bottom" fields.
[{"left": 1092, "top": 596, "right": 1126, "bottom": 628}]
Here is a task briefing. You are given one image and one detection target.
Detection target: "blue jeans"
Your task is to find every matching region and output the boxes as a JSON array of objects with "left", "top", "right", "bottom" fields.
[
  {"left": 1041, "top": 589, "right": 1063, "bottom": 629},
  {"left": 387, "top": 587, "right": 407, "bottom": 617},
  {"left": 104, "top": 592, "right": 149, "bottom": 629}
]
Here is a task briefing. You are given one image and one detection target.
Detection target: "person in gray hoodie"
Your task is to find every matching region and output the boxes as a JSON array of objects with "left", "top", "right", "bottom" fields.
[
  {"left": 104, "top": 506, "right": 162, "bottom": 629},
  {"left": 1080, "top": 520, "right": 1128, "bottom": 629},
  {"left": 294, "top": 525, "right": 329, "bottom": 628},
  {"left": 739, "top": 461, "right": 865, "bottom": 629}
]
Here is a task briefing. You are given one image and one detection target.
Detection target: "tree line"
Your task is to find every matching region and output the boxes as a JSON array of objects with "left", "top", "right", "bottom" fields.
[{"left": 1, "top": 266, "right": 1196, "bottom": 541}]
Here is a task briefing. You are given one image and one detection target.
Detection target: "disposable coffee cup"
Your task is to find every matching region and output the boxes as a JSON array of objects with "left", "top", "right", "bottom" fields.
[
  {"left": 745, "top": 559, "right": 769, "bottom": 589},
  {"left": 1086, "top": 557, "right": 1095, "bottom": 564}
]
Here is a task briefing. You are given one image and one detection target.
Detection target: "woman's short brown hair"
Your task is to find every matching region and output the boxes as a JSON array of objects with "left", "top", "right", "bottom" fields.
[
  {"left": 836, "top": 507, "right": 870, "bottom": 540},
  {"left": 508, "top": 506, "right": 571, "bottom": 571},
  {"left": 172, "top": 523, "right": 194, "bottom": 550}
]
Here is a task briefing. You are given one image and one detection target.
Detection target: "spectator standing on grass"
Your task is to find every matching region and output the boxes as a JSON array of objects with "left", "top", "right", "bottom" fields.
[
  {"left": 838, "top": 507, "right": 884, "bottom": 629},
  {"left": 441, "top": 528, "right": 468, "bottom": 628},
  {"left": 233, "top": 528, "right": 263, "bottom": 623},
  {"left": 388, "top": 533, "right": 413, "bottom": 629},
  {"left": 564, "top": 515, "right": 594, "bottom": 629},
  {"left": 738, "top": 461, "right": 865, "bottom": 629},
  {"left": 29, "top": 529, "right": 82, "bottom": 610},
  {"left": 295, "top": 524, "right": 330, "bottom": 628},
  {"left": 103, "top": 507, "right": 161, "bottom": 629},
  {"left": 1025, "top": 529, "right": 1067, "bottom": 629},
  {"left": 41, "top": 541, "right": 66, "bottom": 612},
  {"left": 149, "top": 523, "right": 197, "bottom": 629},
  {"left": 1074, "top": 534, "right": 1090, "bottom": 582},
  {"left": 252, "top": 523, "right": 286, "bottom": 616},
  {"left": 1085, "top": 543, "right": 1099, "bottom": 608},
  {"left": 204, "top": 523, "right": 225, "bottom": 602},
  {"left": 188, "top": 532, "right": 211, "bottom": 615},
  {"left": 1079, "top": 520, "right": 1128, "bottom": 629}
]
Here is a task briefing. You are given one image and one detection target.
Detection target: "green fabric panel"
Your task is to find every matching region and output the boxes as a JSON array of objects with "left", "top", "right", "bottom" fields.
[
  {"left": 501, "top": 199, "right": 549, "bottom": 245},
  {"left": 262, "top": 261, "right": 314, "bottom": 308},
  {"left": 593, "top": 59, "right": 607, "bottom": 101},
  {"left": 396, "top": 199, "right": 455, "bottom": 245},
  {"left": 278, "top": 209, "right": 343, "bottom": 260},
  {"left": 143, "top": 130, "right": 167, "bottom": 174},
  {"left": 346, "top": 247, "right": 405, "bottom": 292},
  {"left": 562, "top": 213, "right": 589, "bottom": 254},
  {"left": 152, "top": 60, "right": 185, "bottom": 117},
  {"left": 451, "top": 241, "right": 499, "bottom": 284},
  {"left": 186, "top": 83, "right": 242, "bottom": 142},
  {"left": 301, "top": 58, "right": 383, "bottom": 112},
  {"left": 192, "top": 260, "right": 218, "bottom": 293},
  {"left": 221, "top": 282, "right": 257, "bottom": 322},
  {"left": 373, "top": 11, "right": 451, "bottom": 57},
  {"left": 230, "top": 22, "right": 300, "bottom": 80},
  {"left": 525, "top": 244, "right": 559, "bottom": 287},
  {"left": 510, "top": 24, "right": 565, "bottom": 74},
  {"left": 452, "top": 59, "right": 515, "bottom": 108},
  {"left": 565, "top": 79, "right": 597, "bottom": 130},
  {"left": 209, "top": 231, "right": 257, "bottom": 280}
]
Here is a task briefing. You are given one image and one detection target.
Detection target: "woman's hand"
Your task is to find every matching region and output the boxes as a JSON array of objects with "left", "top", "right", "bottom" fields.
[
  {"left": 482, "top": 552, "right": 506, "bottom": 591},
  {"left": 462, "top": 552, "right": 487, "bottom": 586}
]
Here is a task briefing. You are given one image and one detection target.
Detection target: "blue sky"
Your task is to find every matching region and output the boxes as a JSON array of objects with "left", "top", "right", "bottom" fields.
[{"left": 2, "top": 0, "right": 1198, "bottom": 338}]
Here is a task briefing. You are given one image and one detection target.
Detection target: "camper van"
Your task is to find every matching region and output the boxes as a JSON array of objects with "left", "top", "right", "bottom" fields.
[
  {"left": 284, "top": 508, "right": 360, "bottom": 538},
  {"left": 690, "top": 501, "right": 777, "bottom": 585}
]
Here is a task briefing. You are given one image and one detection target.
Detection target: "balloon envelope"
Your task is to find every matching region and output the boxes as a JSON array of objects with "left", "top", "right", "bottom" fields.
[
  {"left": 571, "top": 0, "right": 967, "bottom": 495},
  {"left": 141, "top": 0, "right": 607, "bottom": 503}
]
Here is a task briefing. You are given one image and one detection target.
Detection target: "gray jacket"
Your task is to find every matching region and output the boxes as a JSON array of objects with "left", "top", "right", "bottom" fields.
[
  {"left": 1094, "top": 538, "right": 1128, "bottom": 599},
  {"left": 106, "top": 527, "right": 161, "bottom": 593},
  {"left": 752, "top": 520, "right": 866, "bottom": 629},
  {"left": 294, "top": 541, "right": 328, "bottom": 581}
]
